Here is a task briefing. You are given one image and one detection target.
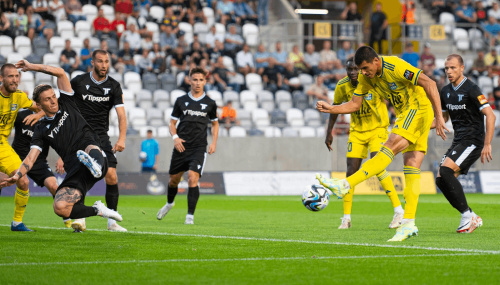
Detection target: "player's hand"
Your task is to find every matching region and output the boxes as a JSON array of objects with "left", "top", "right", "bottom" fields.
[
  {"left": 23, "top": 112, "right": 43, "bottom": 126},
  {"left": 325, "top": 133, "right": 333, "bottom": 151},
  {"left": 316, "top": 101, "right": 332, "bottom": 113},
  {"left": 15, "top": 59, "right": 32, "bottom": 72},
  {"left": 112, "top": 139, "right": 126, "bottom": 153},
  {"left": 434, "top": 115, "right": 449, "bottom": 141},
  {"left": 208, "top": 143, "right": 216, "bottom": 155},
  {"left": 56, "top": 157, "right": 65, "bottom": 174},
  {"left": 174, "top": 137, "right": 186, "bottom": 152},
  {"left": 0, "top": 174, "right": 20, "bottom": 188},
  {"left": 481, "top": 144, "right": 493, "bottom": 164}
]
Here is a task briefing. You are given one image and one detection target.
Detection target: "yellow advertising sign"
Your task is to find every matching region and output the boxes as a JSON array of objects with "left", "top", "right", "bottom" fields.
[
  {"left": 429, "top": 25, "right": 446, "bottom": 41},
  {"left": 330, "top": 171, "right": 437, "bottom": 194},
  {"left": 314, "top": 22, "right": 332, "bottom": 39}
]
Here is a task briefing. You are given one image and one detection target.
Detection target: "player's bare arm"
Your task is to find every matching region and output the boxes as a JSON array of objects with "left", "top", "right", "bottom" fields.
[
  {"left": 16, "top": 60, "right": 73, "bottom": 94},
  {"left": 170, "top": 118, "right": 186, "bottom": 152},
  {"left": 209, "top": 120, "right": 219, "bottom": 155},
  {"left": 416, "top": 73, "right": 449, "bottom": 140},
  {"left": 56, "top": 157, "right": 65, "bottom": 174},
  {"left": 0, "top": 148, "right": 41, "bottom": 187},
  {"left": 481, "top": 107, "right": 496, "bottom": 163},
  {"left": 112, "top": 106, "right": 127, "bottom": 153},
  {"left": 325, "top": 109, "right": 339, "bottom": 151},
  {"left": 316, "top": 95, "right": 362, "bottom": 114},
  {"left": 430, "top": 111, "right": 449, "bottom": 129},
  {"left": 23, "top": 98, "right": 45, "bottom": 126}
]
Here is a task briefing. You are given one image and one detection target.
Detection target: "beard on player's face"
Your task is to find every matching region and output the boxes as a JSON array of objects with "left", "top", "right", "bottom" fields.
[{"left": 94, "top": 64, "right": 108, "bottom": 77}]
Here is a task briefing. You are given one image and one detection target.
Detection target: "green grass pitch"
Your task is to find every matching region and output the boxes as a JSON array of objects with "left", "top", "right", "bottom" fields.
[{"left": 1, "top": 194, "right": 499, "bottom": 284}]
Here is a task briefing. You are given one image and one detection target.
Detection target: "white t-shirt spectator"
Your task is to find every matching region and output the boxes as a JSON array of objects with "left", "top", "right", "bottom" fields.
[
  {"left": 489, "top": 8, "right": 500, "bottom": 21},
  {"left": 236, "top": 50, "right": 254, "bottom": 68},
  {"left": 205, "top": 32, "right": 224, "bottom": 48}
]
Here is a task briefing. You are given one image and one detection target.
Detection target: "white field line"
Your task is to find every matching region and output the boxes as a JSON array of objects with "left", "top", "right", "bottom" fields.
[
  {"left": 0, "top": 253, "right": 485, "bottom": 267},
  {"left": 2, "top": 224, "right": 500, "bottom": 255}
]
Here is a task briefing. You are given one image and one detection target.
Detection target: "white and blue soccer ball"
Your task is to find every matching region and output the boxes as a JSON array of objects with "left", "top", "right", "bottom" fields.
[
  {"left": 139, "top": 151, "right": 148, "bottom": 162},
  {"left": 302, "top": 184, "right": 330, "bottom": 212}
]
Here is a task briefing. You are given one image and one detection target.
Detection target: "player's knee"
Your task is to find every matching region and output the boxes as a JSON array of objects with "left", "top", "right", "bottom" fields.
[
  {"left": 16, "top": 176, "right": 29, "bottom": 190},
  {"left": 187, "top": 174, "right": 199, "bottom": 187},
  {"left": 169, "top": 176, "right": 181, "bottom": 187},
  {"left": 439, "top": 166, "right": 455, "bottom": 179},
  {"left": 53, "top": 201, "right": 70, "bottom": 217},
  {"left": 105, "top": 173, "right": 118, "bottom": 184}
]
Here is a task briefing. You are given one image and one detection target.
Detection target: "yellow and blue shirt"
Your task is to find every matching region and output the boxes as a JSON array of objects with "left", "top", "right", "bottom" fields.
[{"left": 0, "top": 89, "right": 33, "bottom": 142}]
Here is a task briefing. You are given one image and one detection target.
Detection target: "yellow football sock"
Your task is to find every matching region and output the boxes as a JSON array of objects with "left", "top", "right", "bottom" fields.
[
  {"left": 346, "top": 146, "right": 394, "bottom": 188},
  {"left": 376, "top": 170, "right": 401, "bottom": 208},
  {"left": 403, "top": 166, "right": 421, "bottom": 219},
  {"left": 342, "top": 187, "right": 355, "bottom": 215},
  {"left": 13, "top": 187, "right": 29, "bottom": 222}
]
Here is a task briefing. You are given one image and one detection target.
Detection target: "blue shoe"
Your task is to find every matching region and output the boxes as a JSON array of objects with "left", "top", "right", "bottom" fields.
[
  {"left": 11, "top": 222, "right": 34, "bottom": 232},
  {"left": 315, "top": 173, "right": 348, "bottom": 199}
]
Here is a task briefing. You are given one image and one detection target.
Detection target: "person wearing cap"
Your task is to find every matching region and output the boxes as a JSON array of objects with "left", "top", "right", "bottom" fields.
[{"left": 401, "top": 42, "right": 420, "bottom": 68}]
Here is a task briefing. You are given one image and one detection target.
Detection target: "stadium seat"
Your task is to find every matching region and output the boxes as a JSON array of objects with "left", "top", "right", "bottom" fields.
[
  {"left": 129, "top": 107, "right": 147, "bottom": 128},
  {"left": 82, "top": 4, "right": 98, "bottom": 23},
  {"left": 160, "top": 73, "right": 177, "bottom": 92},
  {"left": 101, "top": 5, "right": 115, "bottom": 21},
  {"left": 157, "top": 126, "right": 170, "bottom": 137},
  {"left": 270, "top": 109, "right": 287, "bottom": 126},
  {"left": 293, "top": 91, "right": 309, "bottom": 110},
  {"left": 106, "top": 38, "right": 119, "bottom": 54},
  {"left": 124, "top": 72, "right": 142, "bottom": 93},
  {"left": 439, "top": 12, "right": 455, "bottom": 34},
  {"left": 49, "top": 37, "right": 65, "bottom": 55},
  {"left": 89, "top": 37, "right": 101, "bottom": 50},
  {"left": 316, "top": 126, "right": 326, "bottom": 137},
  {"left": 215, "top": 23, "right": 226, "bottom": 38},
  {"left": 240, "top": 90, "right": 258, "bottom": 110},
  {"left": 242, "top": 23, "right": 259, "bottom": 47},
  {"left": 109, "top": 72, "right": 123, "bottom": 86},
  {"left": 194, "top": 22, "right": 209, "bottom": 44},
  {"left": 14, "top": 36, "right": 32, "bottom": 57},
  {"left": 203, "top": 7, "right": 215, "bottom": 27},
  {"left": 176, "top": 72, "right": 185, "bottom": 87},
  {"left": 223, "top": 90, "right": 239, "bottom": 105},
  {"left": 298, "top": 126, "right": 316, "bottom": 138},
  {"left": 222, "top": 56, "right": 235, "bottom": 72},
  {"left": 478, "top": 76, "right": 493, "bottom": 93},
  {"left": 282, "top": 127, "right": 298, "bottom": 137},
  {"left": 122, "top": 89, "right": 135, "bottom": 101},
  {"left": 33, "top": 37, "right": 49, "bottom": 57},
  {"left": 245, "top": 73, "right": 263, "bottom": 93},
  {"left": 228, "top": 72, "right": 245, "bottom": 85},
  {"left": 304, "top": 108, "right": 321, "bottom": 127},
  {"left": 251, "top": 108, "right": 270, "bottom": 127},
  {"left": 468, "top": 29, "right": 484, "bottom": 51},
  {"left": 149, "top": 6, "right": 165, "bottom": 23},
  {"left": 42, "top": 53, "right": 59, "bottom": 66},
  {"left": 146, "top": 108, "right": 164, "bottom": 126},
  {"left": 286, "top": 108, "right": 305, "bottom": 126},
  {"left": 57, "top": 20, "right": 75, "bottom": 39},
  {"left": 142, "top": 72, "right": 158, "bottom": 93},
  {"left": 299, "top": 73, "right": 314, "bottom": 86},
  {"left": 70, "top": 37, "right": 84, "bottom": 55},
  {"left": 0, "top": 35, "right": 13, "bottom": 55},
  {"left": 71, "top": 70, "right": 84, "bottom": 79},
  {"left": 145, "top": 22, "right": 160, "bottom": 39},
  {"left": 136, "top": 89, "right": 153, "bottom": 109},
  {"left": 453, "top": 28, "right": 469, "bottom": 51},
  {"left": 207, "top": 90, "right": 223, "bottom": 106},
  {"left": 18, "top": 71, "right": 35, "bottom": 95},
  {"left": 75, "top": 20, "right": 92, "bottom": 39},
  {"left": 153, "top": 90, "right": 170, "bottom": 108},
  {"left": 7, "top": 53, "right": 22, "bottom": 65},
  {"left": 170, "top": 89, "right": 186, "bottom": 105},
  {"left": 237, "top": 109, "right": 252, "bottom": 129},
  {"left": 178, "top": 22, "right": 194, "bottom": 45},
  {"left": 276, "top": 90, "right": 293, "bottom": 111},
  {"left": 139, "top": 126, "right": 157, "bottom": 137},
  {"left": 35, "top": 72, "right": 53, "bottom": 86},
  {"left": 229, "top": 126, "right": 247, "bottom": 137},
  {"left": 163, "top": 107, "right": 174, "bottom": 123},
  {"left": 260, "top": 126, "right": 282, "bottom": 137}
]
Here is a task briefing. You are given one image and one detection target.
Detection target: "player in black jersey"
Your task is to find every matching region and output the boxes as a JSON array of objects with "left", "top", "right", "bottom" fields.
[
  {"left": 157, "top": 67, "right": 219, "bottom": 224},
  {"left": 69, "top": 50, "right": 128, "bottom": 232},
  {"left": 12, "top": 109, "right": 72, "bottom": 228},
  {"left": 434, "top": 54, "right": 496, "bottom": 234},
  {"left": 1, "top": 60, "right": 123, "bottom": 231}
]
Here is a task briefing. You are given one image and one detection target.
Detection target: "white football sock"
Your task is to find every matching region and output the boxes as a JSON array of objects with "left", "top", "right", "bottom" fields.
[{"left": 394, "top": 205, "right": 404, "bottom": 213}]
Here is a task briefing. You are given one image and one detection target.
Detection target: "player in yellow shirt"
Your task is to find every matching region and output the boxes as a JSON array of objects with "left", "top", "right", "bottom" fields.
[
  {"left": 0, "top": 63, "right": 43, "bottom": 231},
  {"left": 316, "top": 46, "right": 448, "bottom": 241},
  {"left": 325, "top": 58, "right": 403, "bottom": 229}
]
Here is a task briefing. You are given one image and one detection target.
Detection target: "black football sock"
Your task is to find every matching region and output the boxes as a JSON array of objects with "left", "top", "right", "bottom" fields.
[
  {"left": 439, "top": 166, "right": 470, "bottom": 213},
  {"left": 69, "top": 204, "right": 98, "bottom": 219},
  {"left": 105, "top": 184, "right": 119, "bottom": 211},
  {"left": 167, "top": 186, "right": 178, "bottom": 204},
  {"left": 187, "top": 186, "right": 200, "bottom": 215},
  {"left": 88, "top": 149, "right": 105, "bottom": 168}
]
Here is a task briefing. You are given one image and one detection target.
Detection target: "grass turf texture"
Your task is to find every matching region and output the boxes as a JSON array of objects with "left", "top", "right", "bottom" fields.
[{"left": 0, "top": 194, "right": 499, "bottom": 284}]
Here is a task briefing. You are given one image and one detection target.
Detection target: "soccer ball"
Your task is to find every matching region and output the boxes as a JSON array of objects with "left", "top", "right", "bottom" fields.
[
  {"left": 139, "top": 151, "right": 148, "bottom": 162},
  {"left": 302, "top": 184, "right": 330, "bottom": 212}
]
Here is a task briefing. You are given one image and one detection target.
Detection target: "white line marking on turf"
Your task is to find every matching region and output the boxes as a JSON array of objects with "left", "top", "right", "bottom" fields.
[
  {"left": 1, "top": 224, "right": 499, "bottom": 255},
  {"left": 0, "top": 253, "right": 485, "bottom": 267}
]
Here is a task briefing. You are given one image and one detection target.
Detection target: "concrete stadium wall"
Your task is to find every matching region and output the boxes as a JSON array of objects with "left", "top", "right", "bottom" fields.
[{"left": 43, "top": 134, "right": 500, "bottom": 173}]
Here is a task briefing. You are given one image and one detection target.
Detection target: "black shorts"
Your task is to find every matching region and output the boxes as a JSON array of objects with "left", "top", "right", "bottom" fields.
[
  {"left": 169, "top": 147, "right": 207, "bottom": 176},
  {"left": 57, "top": 157, "right": 108, "bottom": 196},
  {"left": 28, "top": 160, "right": 55, "bottom": 187},
  {"left": 99, "top": 134, "right": 117, "bottom": 168},
  {"left": 440, "top": 141, "right": 482, "bottom": 174}
]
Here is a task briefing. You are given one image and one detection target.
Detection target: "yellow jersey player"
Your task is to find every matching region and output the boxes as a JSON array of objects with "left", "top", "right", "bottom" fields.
[
  {"left": 325, "top": 58, "right": 403, "bottom": 230},
  {"left": 316, "top": 46, "right": 448, "bottom": 241},
  {"left": 0, "top": 63, "right": 42, "bottom": 231}
]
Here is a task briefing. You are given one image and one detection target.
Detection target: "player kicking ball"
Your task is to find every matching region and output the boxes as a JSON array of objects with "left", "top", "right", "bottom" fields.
[
  {"left": 157, "top": 67, "right": 219, "bottom": 224},
  {"left": 0, "top": 60, "right": 122, "bottom": 230},
  {"left": 434, "top": 54, "right": 496, "bottom": 233}
]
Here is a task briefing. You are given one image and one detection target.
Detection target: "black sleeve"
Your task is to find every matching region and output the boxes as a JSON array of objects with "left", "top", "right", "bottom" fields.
[
  {"left": 70, "top": 76, "right": 79, "bottom": 93},
  {"left": 30, "top": 125, "right": 47, "bottom": 153},
  {"left": 112, "top": 81, "right": 124, "bottom": 107},
  {"left": 440, "top": 87, "right": 447, "bottom": 111},
  {"left": 208, "top": 100, "right": 218, "bottom": 121},
  {"left": 171, "top": 98, "right": 182, "bottom": 120}
]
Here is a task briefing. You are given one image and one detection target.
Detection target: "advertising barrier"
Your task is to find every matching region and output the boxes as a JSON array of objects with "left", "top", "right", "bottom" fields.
[{"left": 479, "top": 171, "right": 500, "bottom": 194}]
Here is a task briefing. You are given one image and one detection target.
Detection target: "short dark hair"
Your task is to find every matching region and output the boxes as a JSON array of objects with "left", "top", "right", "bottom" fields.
[
  {"left": 189, "top": 67, "right": 207, "bottom": 77},
  {"left": 446, "top": 54, "right": 464, "bottom": 66},
  {"left": 92, "top": 49, "right": 110, "bottom": 60},
  {"left": 33, "top": 84, "right": 53, "bottom": 103},
  {"left": 354, "top": 46, "right": 379, "bottom": 66},
  {"left": 147, "top": 129, "right": 153, "bottom": 134},
  {"left": 1, "top": 63, "right": 17, "bottom": 76},
  {"left": 346, "top": 56, "right": 355, "bottom": 65}
]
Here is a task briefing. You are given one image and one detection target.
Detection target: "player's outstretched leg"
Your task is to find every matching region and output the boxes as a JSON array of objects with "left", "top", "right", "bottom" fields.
[
  {"left": 158, "top": 172, "right": 182, "bottom": 220},
  {"left": 77, "top": 150, "right": 103, "bottom": 178},
  {"left": 315, "top": 174, "right": 348, "bottom": 198},
  {"left": 105, "top": 168, "right": 127, "bottom": 232},
  {"left": 376, "top": 170, "right": 404, "bottom": 228}
]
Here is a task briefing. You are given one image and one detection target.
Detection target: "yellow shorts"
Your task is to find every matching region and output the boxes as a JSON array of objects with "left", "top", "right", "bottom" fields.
[
  {"left": 347, "top": 127, "right": 388, "bottom": 159},
  {"left": 0, "top": 141, "right": 22, "bottom": 175},
  {"left": 392, "top": 107, "right": 434, "bottom": 154}
]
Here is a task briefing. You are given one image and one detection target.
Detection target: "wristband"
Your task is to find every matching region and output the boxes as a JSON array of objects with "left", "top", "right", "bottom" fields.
[{"left": 172, "top": 134, "right": 179, "bottom": 140}]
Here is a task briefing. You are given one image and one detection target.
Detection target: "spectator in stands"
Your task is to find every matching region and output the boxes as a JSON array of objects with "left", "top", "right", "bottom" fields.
[
  {"left": 171, "top": 0, "right": 187, "bottom": 19},
  {"left": 32, "top": 0, "right": 54, "bottom": 21},
  {"left": 401, "top": 0, "right": 416, "bottom": 36},
  {"left": 116, "top": 0, "right": 134, "bottom": 16},
  {"left": 420, "top": 42, "right": 436, "bottom": 76},
  {"left": 470, "top": 50, "right": 488, "bottom": 78},
  {"left": 493, "top": 78, "right": 500, "bottom": 109},
  {"left": 27, "top": 6, "right": 53, "bottom": 41},
  {"left": 257, "top": 0, "right": 268, "bottom": 25},
  {"left": 49, "top": 0, "right": 65, "bottom": 23},
  {"left": 139, "top": 0, "right": 151, "bottom": 18},
  {"left": 476, "top": 1, "right": 488, "bottom": 24},
  {"left": 160, "top": 24, "right": 178, "bottom": 52},
  {"left": 116, "top": 41, "right": 138, "bottom": 73},
  {"left": 170, "top": 45, "right": 187, "bottom": 75},
  {"left": 401, "top": 42, "right": 420, "bottom": 68},
  {"left": 213, "top": 56, "right": 239, "bottom": 92},
  {"left": 271, "top": 41, "right": 288, "bottom": 73},
  {"left": 122, "top": 23, "right": 142, "bottom": 52},
  {"left": 0, "top": 11, "right": 12, "bottom": 38},
  {"left": 184, "top": 0, "right": 205, "bottom": 24},
  {"left": 319, "top": 41, "right": 339, "bottom": 70},
  {"left": 128, "top": 7, "right": 151, "bottom": 38},
  {"left": 282, "top": 62, "right": 301, "bottom": 92},
  {"left": 337, "top": 41, "right": 355, "bottom": 66},
  {"left": 220, "top": 101, "right": 239, "bottom": 130},
  {"left": 141, "top": 33, "right": 154, "bottom": 51},
  {"left": 137, "top": 48, "right": 153, "bottom": 74},
  {"left": 236, "top": 43, "right": 255, "bottom": 75},
  {"left": 254, "top": 43, "right": 270, "bottom": 75},
  {"left": 140, "top": 130, "right": 159, "bottom": 173},
  {"left": 208, "top": 39, "right": 224, "bottom": 63},
  {"left": 304, "top": 43, "right": 320, "bottom": 76},
  {"left": 101, "top": 40, "right": 119, "bottom": 66},
  {"left": 162, "top": 7, "right": 180, "bottom": 34},
  {"left": 340, "top": 2, "right": 362, "bottom": 21},
  {"left": 234, "top": 0, "right": 257, "bottom": 25},
  {"left": 455, "top": 0, "right": 477, "bottom": 26},
  {"left": 307, "top": 75, "right": 330, "bottom": 104},
  {"left": 80, "top": 38, "right": 93, "bottom": 72},
  {"left": 15, "top": 0, "right": 30, "bottom": 12},
  {"left": 485, "top": 48, "right": 500, "bottom": 75},
  {"left": 176, "top": 30, "right": 189, "bottom": 51},
  {"left": 483, "top": 16, "right": 500, "bottom": 45},
  {"left": 205, "top": 25, "right": 224, "bottom": 49},
  {"left": 489, "top": 1, "right": 500, "bottom": 21},
  {"left": 148, "top": 42, "right": 166, "bottom": 73},
  {"left": 111, "top": 12, "right": 127, "bottom": 39},
  {"left": 14, "top": 6, "right": 28, "bottom": 36},
  {"left": 369, "top": 2, "right": 388, "bottom": 54},
  {"left": 262, "top": 59, "right": 283, "bottom": 93},
  {"left": 188, "top": 41, "right": 207, "bottom": 66},
  {"left": 334, "top": 114, "right": 350, "bottom": 136},
  {"left": 65, "top": 0, "right": 86, "bottom": 25},
  {"left": 224, "top": 25, "right": 244, "bottom": 58},
  {"left": 60, "top": 39, "right": 81, "bottom": 73},
  {"left": 289, "top": 44, "right": 306, "bottom": 72},
  {"left": 1, "top": 0, "right": 15, "bottom": 15},
  {"left": 94, "top": 8, "right": 118, "bottom": 40},
  {"left": 216, "top": 0, "right": 235, "bottom": 25}
]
